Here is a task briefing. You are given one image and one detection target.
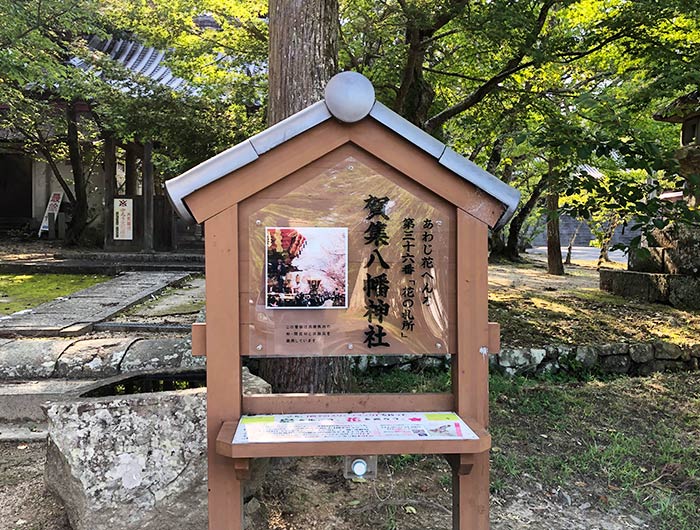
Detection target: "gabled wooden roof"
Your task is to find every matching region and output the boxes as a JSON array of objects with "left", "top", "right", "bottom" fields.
[{"left": 166, "top": 72, "right": 520, "bottom": 229}]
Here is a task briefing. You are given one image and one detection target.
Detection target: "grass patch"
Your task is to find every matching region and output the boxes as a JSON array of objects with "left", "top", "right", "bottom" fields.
[
  {"left": 489, "top": 264, "right": 700, "bottom": 347},
  {"left": 489, "top": 371, "right": 700, "bottom": 529},
  {"left": 0, "top": 273, "right": 108, "bottom": 315},
  {"left": 353, "top": 368, "right": 451, "bottom": 393},
  {"left": 357, "top": 368, "right": 700, "bottom": 529}
]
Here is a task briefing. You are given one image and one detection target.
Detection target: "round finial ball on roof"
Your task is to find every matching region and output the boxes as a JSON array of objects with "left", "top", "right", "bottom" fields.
[{"left": 324, "top": 71, "right": 376, "bottom": 123}]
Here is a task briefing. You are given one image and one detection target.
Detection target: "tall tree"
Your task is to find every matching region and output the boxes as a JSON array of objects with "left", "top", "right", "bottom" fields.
[
  {"left": 0, "top": 0, "right": 103, "bottom": 241},
  {"left": 257, "top": 0, "right": 352, "bottom": 394}
]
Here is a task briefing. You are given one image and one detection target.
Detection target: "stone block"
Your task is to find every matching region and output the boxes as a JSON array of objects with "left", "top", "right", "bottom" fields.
[
  {"left": 55, "top": 338, "right": 137, "bottom": 378},
  {"left": 599, "top": 355, "right": 631, "bottom": 374},
  {"left": 645, "top": 227, "right": 674, "bottom": 249},
  {"left": 0, "top": 339, "right": 73, "bottom": 379},
  {"left": 529, "top": 349, "right": 546, "bottom": 365},
  {"left": 628, "top": 247, "right": 665, "bottom": 273},
  {"left": 417, "top": 356, "right": 446, "bottom": 370},
  {"left": 498, "top": 348, "right": 544, "bottom": 372},
  {"left": 663, "top": 224, "right": 700, "bottom": 276},
  {"left": 0, "top": 379, "right": 95, "bottom": 422},
  {"left": 652, "top": 360, "right": 687, "bottom": 373},
  {"left": 629, "top": 343, "right": 654, "bottom": 363},
  {"left": 691, "top": 345, "right": 700, "bottom": 358},
  {"left": 544, "top": 345, "right": 561, "bottom": 360},
  {"left": 539, "top": 360, "right": 560, "bottom": 375},
  {"left": 368, "top": 355, "right": 407, "bottom": 368},
  {"left": 599, "top": 270, "right": 670, "bottom": 303},
  {"left": 354, "top": 356, "right": 369, "bottom": 373},
  {"left": 45, "top": 368, "right": 270, "bottom": 530},
  {"left": 634, "top": 362, "right": 655, "bottom": 377},
  {"left": 599, "top": 269, "right": 614, "bottom": 292},
  {"left": 654, "top": 341, "right": 683, "bottom": 360},
  {"left": 575, "top": 346, "right": 599, "bottom": 368},
  {"left": 668, "top": 275, "right": 700, "bottom": 310},
  {"left": 599, "top": 343, "right": 629, "bottom": 357},
  {"left": 120, "top": 339, "right": 188, "bottom": 372},
  {"left": 242, "top": 366, "right": 272, "bottom": 394},
  {"left": 178, "top": 340, "right": 206, "bottom": 370}
]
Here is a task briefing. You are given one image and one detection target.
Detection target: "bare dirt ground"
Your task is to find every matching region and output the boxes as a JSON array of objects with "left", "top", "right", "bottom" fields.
[
  {"left": 245, "top": 456, "right": 648, "bottom": 530},
  {"left": 0, "top": 442, "right": 69, "bottom": 530},
  {"left": 1, "top": 444, "right": 647, "bottom": 530},
  {"left": 0, "top": 240, "right": 69, "bottom": 263}
]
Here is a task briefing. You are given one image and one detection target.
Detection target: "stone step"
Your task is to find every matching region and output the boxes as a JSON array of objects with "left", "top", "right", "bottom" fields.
[
  {"left": 53, "top": 252, "right": 204, "bottom": 263},
  {"left": 0, "top": 379, "right": 97, "bottom": 423},
  {"left": 0, "top": 261, "right": 204, "bottom": 274},
  {"left": 0, "top": 422, "right": 47, "bottom": 441}
]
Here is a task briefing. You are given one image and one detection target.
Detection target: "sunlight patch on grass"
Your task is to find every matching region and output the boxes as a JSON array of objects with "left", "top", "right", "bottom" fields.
[
  {"left": 0, "top": 274, "right": 109, "bottom": 315},
  {"left": 530, "top": 296, "right": 578, "bottom": 316}
]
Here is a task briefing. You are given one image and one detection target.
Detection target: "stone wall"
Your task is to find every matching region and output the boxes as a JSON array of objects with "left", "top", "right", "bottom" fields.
[
  {"left": 492, "top": 341, "right": 700, "bottom": 377},
  {"left": 599, "top": 269, "right": 700, "bottom": 310},
  {"left": 351, "top": 342, "right": 700, "bottom": 378}
]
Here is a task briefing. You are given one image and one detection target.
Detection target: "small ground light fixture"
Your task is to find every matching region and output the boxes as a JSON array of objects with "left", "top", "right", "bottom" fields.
[{"left": 344, "top": 455, "right": 378, "bottom": 480}]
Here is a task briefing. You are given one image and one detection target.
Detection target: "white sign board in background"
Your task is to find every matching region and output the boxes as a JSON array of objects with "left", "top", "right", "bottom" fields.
[
  {"left": 38, "top": 192, "right": 63, "bottom": 236},
  {"left": 114, "top": 198, "right": 134, "bottom": 240},
  {"left": 232, "top": 411, "right": 478, "bottom": 444}
]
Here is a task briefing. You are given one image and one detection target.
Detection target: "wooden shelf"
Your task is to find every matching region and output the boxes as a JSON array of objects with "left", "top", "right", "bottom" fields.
[{"left": 216, "top": 412, "right": 491, "bottom": 459}]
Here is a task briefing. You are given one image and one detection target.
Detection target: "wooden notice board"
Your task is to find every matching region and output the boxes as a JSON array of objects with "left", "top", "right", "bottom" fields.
[
  {"left": 240, "top": 146, "right": 456, "bottom": 357},
  {"left": 166, "top": 71, "right": 521, "bottom": 530}
]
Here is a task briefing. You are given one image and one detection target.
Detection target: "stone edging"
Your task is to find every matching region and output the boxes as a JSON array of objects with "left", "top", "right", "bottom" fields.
[
  {"left": 0, "top": 337, "right": 201, "bottom": 380},
  {"left": 2, "top": 336, "right": 697, "bottom": 381},
  {"left": 494, "top": 341, "right": 700, "bottom": 377}
]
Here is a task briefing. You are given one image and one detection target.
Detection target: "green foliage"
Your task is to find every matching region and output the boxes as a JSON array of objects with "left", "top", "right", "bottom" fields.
[
  {"left": 2, "top": 0, "right": 699, "bottom": 251},
  {"left": 339, "top": 0, "right": 700, "bottom": 256},
  {"left": 0, "top": 0, "right": 266, "bottom": 240}
]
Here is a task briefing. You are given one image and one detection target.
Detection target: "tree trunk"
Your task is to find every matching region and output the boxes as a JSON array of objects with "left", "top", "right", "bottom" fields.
[
  {"left": 66, "top": 101, "right": 88, "bottom": 243},
  {"left": 490, "top": 174, "right": 548, "bottom": 261},
  {"left": 259, "top": 0, "right": 351, "bottom": 393},
  {"left": 267, "top": 0, "right": 338, "bottom": 126},
  {"left": 546, "top": 192, "right": 564, "bottom": 275},
  {"left": 394, "top": 26, "right": 435, "bottom": 127},
  {"left": 565, "top": 221, "right": 584, "bottom": 265},
  {"left": 597, "top": 213, "right": 620, "bottom": 270}
]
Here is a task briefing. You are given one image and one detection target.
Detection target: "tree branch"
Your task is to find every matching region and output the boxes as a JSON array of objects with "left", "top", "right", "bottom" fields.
[
  {"left": 423, "top": 67, "right": 488, "bottom": 83},
  {"left": 424, "top": 0, "right": 557, "bottom": 133},
  {"left": 424, "top": 59, "right": 536, "bottom": 132}
]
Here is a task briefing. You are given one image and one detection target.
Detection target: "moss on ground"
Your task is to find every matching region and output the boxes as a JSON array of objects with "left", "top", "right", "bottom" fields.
[{"left": 0, "top": 274, "right": 109, "bottom": 315}]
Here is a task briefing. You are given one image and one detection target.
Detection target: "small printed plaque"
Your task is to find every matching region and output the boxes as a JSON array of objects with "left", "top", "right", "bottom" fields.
[{"left": 232, "top": 412, "right": 478, "bottom": 444}]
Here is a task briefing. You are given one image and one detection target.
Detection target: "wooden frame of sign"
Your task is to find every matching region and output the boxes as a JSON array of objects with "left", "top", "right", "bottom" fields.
[{"left": 187, "top": 118, "right": 503, "bottom": 530}]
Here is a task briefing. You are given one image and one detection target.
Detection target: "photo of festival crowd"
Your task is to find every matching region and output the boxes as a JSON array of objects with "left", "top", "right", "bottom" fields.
[{"left": 266, "top": 227, "right": 348, "bottom": 309}]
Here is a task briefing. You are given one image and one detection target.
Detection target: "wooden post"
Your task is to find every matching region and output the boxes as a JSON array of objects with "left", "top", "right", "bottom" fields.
[
  {"left": 206, "top": 206, "right": 243, "bottom": 530},
  {"left": 103, "top": 134, "right": 117, "bottom": 248},
  {"left": 47, "top": 213, "right": 56, "bottom": 240},
  {"left": 57, "top": 212, "right": 66, "bottom": 240},
  {"left": 125, "top": 143, "right": 139, "bottom": 196},
  {"left": 142, "top": 141, "right": 154, "bottom": 251},
  {"left": 454, "top": 209, "right": 490, "bottom": 529}
]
